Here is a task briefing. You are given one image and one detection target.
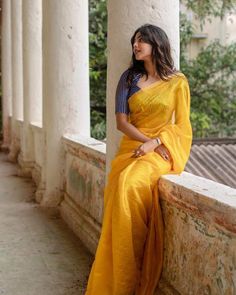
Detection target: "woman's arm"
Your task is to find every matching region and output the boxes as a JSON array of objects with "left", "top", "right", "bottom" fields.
[
  {"left": 115, "top": 70, "right": 171, "bottom": 160},
  {"left": 115, "top": 71, "right": 150, "bottom": 142},
  {"left": 116, "top": 113, "right": 150, "bottom": 142},
  {"left": 116, "top": 113, "right": 172, "bottom": 160}
]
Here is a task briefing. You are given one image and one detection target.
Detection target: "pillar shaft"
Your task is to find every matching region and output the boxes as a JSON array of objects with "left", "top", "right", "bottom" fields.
[
  {"left": 42, "top": 0, "right": 90, "bottom": 206},
  {"left": 106, "top": 0, "right": 180, "bottom": 174},
  {"left": 1, "top": 0, "right": 12, "bottom": 149},
  {"left": 11, "top": 0, "right": 23, "bottom": 121},
  {"left": 20, "top": 0, "right": 42, "bottom": 173},
  {"left": 8, "top": 0, "right": 24, "bottom": 161}
]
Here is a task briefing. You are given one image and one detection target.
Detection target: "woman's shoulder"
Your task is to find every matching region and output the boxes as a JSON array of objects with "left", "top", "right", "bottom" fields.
[
  {"left": 120, "top": 69, "right": 129, "bottom": 79},
  {"left": 173, "top": 71, "right": 188, "bottom": 83},
  {"left": 169, "top": 72, "right": 189, "bottom": 88},
  {"left": 117, "top": 69, "right": 130, "bottom": 87},
  {"left": 119, "top": 69, "right": 141, "bottom": 81}
]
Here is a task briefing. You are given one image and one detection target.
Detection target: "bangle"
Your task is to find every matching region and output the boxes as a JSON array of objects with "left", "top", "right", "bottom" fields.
[{"left": 154, "top": 137, "right": 161, "bottom": 146}]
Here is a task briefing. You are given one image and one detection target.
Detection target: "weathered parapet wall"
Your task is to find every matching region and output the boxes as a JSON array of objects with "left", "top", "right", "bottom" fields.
[
  {"left": 158, "top": 172, "right": 236, "bottom": 295},
  {"left": 60, "top": 135, "right": 236, "bottom": 295},
  {"left": 61, "top": 134, "right": 106, "bottom": 253}
]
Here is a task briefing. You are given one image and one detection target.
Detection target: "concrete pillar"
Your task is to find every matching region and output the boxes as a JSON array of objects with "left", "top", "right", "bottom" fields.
[
  {"left": 8, "top": 0, "right": 24, "bottom": 161},
  {"left": 19, "top": 0, "right": 42, "bottom": 176},
  {"left": 1, "top": 0, "right": 12, "bottom": 150},
  {"left": 106, "top": 0, "right": 180, "bottom": 174},
  {"left": 41, "top": 0, "right": 90, "bottom": 206}
]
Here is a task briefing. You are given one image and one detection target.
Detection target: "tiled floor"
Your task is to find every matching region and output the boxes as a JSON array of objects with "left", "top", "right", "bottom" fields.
[{"left": 0, "top": 152, "right": 93, "bottom": 295}]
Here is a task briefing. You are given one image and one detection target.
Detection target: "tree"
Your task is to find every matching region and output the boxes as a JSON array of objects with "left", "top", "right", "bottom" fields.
[
  {"left": 181, "top": 0, "right": 236, "bottom": 21},
  {"left": 180, "top": 12, "right": 236, "bottom": 137},
  {"left": 89, "top": 0, "right": 107, "bottom": 140}
]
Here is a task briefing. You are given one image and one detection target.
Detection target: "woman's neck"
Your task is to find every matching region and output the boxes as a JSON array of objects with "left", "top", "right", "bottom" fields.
[{"left": 144, "top": 59, "right": 159, "bottom": 79}]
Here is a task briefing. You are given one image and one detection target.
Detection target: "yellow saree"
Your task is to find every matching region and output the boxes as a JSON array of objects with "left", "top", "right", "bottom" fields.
[{"left": 85, "top": 73, "right": 192, "bottom": 295}]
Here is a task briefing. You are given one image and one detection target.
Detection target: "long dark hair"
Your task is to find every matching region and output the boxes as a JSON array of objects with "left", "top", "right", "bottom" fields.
[{"left": 127, "top": 24, "right": 177, "bottom": 86}]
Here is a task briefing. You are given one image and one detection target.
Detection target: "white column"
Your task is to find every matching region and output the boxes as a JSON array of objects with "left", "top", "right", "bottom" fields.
[
  {"left": 19, "top": 0, "right": 42, "bottom": 175},
  {"left": 8, "top": 0, "right": 24, "bottom": 161},
  {"left": 106, "top": 0, "right": 180, "bottom": 174},
  {"left": 41, "top": 0, "right": 90, "bottom": 206},
  {"left": 1, "top": 0, "right": 12, "bottom": 150}
]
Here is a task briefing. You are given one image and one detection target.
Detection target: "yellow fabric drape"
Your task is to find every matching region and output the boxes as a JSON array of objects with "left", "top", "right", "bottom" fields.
[
  {"left": 85, "top": 73, "right": 192, "bottom": 295},
  {"left": 157, "top": 77, "right": 192, "bottom": 174}
]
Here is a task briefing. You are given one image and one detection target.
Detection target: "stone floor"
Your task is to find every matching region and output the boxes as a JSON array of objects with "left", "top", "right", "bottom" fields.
[{"left": 0, "top": 152, "right": 93, "bottom": 295}]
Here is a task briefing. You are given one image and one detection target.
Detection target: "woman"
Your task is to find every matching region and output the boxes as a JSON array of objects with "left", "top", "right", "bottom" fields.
[{"left": 85, "top": 24, "right": 192, "bottom": 295}]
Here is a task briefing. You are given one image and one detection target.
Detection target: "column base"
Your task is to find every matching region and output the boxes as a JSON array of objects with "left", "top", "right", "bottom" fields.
[
  {"left": 30, "top": 163, "right": 46, "bottom": 204},
  {"left": 32, "top": 163, "right": 42, "bottom": 185},
  {"left": 8, "top": 138, "right": 20, "bottom": 162},
  {"left": 17, "top": 152, "right": 34, "bottom": 177},
  {"left": 35, "top": 187, "right": 45, "bottom": 203},
  {"left": 40, "top": 189, "right": 63, "bottom": 207},
  {"left": 1, "top": 142, "right": 10, "bottom": 153}
]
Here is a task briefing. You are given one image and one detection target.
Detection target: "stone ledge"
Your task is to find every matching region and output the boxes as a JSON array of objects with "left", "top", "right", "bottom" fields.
[
  {"left": 16, "top": 118, "right": 23, "bottom": 126},
  {"left": 29, "top": 122, "right": 43, "bottom": 132},
  {"left": 160, "top": 172, "right": 236, "bottom": 234},
  {"left": 158, "top": 172, "right": 236, "bottom": 295},
  {"left": 62, "top": 134, "right": 106, "bottom": 170}
]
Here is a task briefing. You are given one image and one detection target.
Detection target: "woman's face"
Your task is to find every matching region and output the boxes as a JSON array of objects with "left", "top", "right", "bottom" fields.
[{"left": 133, "top": 32, "right": 152, "bottom": 61}]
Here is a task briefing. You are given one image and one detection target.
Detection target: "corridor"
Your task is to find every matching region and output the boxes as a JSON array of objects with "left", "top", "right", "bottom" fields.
[{"left": 0, "top": 152, "right": 93, "bottom": 295}]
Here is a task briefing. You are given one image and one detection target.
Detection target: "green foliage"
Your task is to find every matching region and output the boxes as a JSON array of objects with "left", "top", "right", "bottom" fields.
[
  {"left": 181, "top": 0, "right": 236, "bottom": 21},
  {"left": 180, "top": 13, "right": 194, "bottom": 50},
  {"left": 89, "top": 0, "right": 107, "bottom": 140},
  {"left": 180, "top": 12, "right": 236, "bottom": 138},
  {"left": 90, "top": 109, "right": 106, "bottom": 140}
]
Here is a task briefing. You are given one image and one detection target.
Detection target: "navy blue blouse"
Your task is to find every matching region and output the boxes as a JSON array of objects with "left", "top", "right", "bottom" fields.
[{"left": 115, "top": 69, "right": 142, "bottom": 114}]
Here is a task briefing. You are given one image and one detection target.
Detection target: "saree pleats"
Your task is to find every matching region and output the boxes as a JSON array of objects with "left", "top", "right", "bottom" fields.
[{"left": 85, "top": 73, "right": 192, "bottom": 295}]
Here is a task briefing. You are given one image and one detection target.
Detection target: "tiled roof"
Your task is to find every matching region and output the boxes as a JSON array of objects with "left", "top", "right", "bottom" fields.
[{"left": 185, "top": 138, "right": 236, "bottom": 189}]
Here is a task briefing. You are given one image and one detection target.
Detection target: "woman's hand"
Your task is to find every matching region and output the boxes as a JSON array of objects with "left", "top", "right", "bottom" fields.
[
  {"left": 154, "top": 144, "right": 172, "bottom": 162},
  {"left": 132, "top": 139, "right": 157, "bottom": 157},
  {"left": 132, "top": 139, "right": 172, "bottom": 162}
]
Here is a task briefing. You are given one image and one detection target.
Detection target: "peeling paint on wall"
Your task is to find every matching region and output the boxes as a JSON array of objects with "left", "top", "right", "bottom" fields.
[{"left": 161, "top": 200, "right": 236, "bottom": 295}]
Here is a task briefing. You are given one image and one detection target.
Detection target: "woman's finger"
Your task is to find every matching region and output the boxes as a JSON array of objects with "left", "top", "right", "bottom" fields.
[
  {"left": 154, "top": 147, "right": 169, "bottom": 161},
  {"left": 157, "top": 146, "right": 171, "bottom": 161}
]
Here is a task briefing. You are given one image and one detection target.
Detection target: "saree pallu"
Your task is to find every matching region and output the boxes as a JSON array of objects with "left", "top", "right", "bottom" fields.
[{"left": 85, "top": 73, "right": 192, "bottom": 295}]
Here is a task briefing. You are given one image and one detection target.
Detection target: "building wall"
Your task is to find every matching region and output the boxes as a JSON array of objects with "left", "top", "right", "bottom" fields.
[{"left": 181, "top": 4, "right": 236, "bottom": 59}]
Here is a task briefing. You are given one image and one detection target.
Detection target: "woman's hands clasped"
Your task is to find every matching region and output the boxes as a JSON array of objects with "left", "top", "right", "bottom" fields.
[
  {"left": 154, "top": 144, "right": 172, "bottom": 161},
  {"left": 132, "top": 140, "right": 156, "bottom": 157},
  {"left": 132, "top": 139, "right": 172, "bottom": 162}
]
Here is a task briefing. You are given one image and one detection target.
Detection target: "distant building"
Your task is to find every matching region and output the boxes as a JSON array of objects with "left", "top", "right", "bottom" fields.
[{"left": 180, "top": 4, "right": 236, "bottom": 59}]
